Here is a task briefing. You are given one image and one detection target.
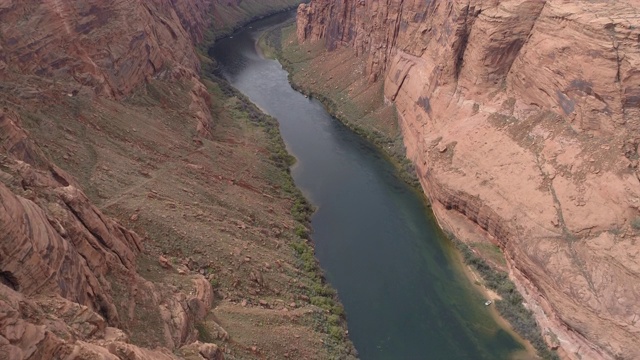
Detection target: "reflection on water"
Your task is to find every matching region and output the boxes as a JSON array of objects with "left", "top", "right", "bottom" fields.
[{"left": 211, "top": 11, "right": 524, "bottom": 360}]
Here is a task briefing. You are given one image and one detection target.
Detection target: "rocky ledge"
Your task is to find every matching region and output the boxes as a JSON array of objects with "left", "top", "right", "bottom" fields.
[
  {"left": 1, "top": 1, "right": 341, "bottom": 360},
  {"left": 297, "top": 0, "right": 640, "bottom": 359}
]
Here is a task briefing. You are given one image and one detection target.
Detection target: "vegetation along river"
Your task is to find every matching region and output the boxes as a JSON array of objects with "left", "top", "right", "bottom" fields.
[{"left": 211, "top": 11, "right": 526, "bottom": 360}]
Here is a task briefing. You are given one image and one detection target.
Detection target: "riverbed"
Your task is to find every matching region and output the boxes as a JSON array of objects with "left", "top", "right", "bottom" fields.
[{"left": 210, "top": 11, "right": 526, "bottom": 360}]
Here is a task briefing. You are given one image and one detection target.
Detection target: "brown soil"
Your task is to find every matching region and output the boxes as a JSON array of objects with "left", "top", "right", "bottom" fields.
[{"left": 11, "top": 72, "right": 355, "bottom": 359}]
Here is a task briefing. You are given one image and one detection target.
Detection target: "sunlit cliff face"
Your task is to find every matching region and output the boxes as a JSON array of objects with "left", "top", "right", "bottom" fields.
[{"left": 297, "top": 1, "right": 640, "bottom": 359}]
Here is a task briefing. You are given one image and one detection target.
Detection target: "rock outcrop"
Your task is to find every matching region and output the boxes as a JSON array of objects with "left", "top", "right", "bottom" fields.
[
  {"left": 0, "top": 280, "right": 219, "bottom": 360},
  {"left": 0, "top": 0, "right": 211, "bottom": 97},
  {"left": 1, "top": 105, "right": 218, "bottom": 359},
  {"left": 0, "top": 0, "right": 216, "bottom": 135},
  {"left": 0, "top": 1, "right": 307, "bottom": 359},
  {"left": 298, "top": 1, "right": 640, "bottom": 359}
]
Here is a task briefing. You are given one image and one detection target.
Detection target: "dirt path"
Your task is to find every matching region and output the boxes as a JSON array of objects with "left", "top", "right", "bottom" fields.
[{"left": 99, "top": 147, "right": 205, "bottom": 210}]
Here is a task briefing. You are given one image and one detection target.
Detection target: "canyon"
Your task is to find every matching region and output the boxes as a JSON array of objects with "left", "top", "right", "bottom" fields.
[
  {"left": 294, "top": 0, "right": 640, "bottom": 359},
  {"left": 4, "top": 0, "right": 640, "bottom": 358},
  {"left": 0, "top": 1, "right": 357, "bottom": 360}
]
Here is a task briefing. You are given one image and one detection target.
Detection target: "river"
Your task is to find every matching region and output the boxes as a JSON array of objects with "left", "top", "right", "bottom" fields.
[{"left": 210, "top": 11, "right": 525, "bottom": 360}]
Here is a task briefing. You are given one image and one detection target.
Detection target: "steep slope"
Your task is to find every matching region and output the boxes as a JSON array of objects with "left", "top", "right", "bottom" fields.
[
  {"left": 0, "top": 2, "right": 218, "bottom": 357},
  {"left": 207, "top": 0, "right": 306, "bottom": 38},
  {"left": 0, "top": 1, "right": 356, "bottom": 359},
  {"left": 296, "top": 1, "right": 640, "bottom": 359},
  {"left": 0, "top": 0, "right": 215, "bottom": 136},
  {"left": 1, "top": 98, "right": 218, "bottom": 360}
]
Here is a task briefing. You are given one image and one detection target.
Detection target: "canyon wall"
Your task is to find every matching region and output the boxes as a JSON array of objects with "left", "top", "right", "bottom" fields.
[
  {"left": 0, "top": 96, "right": 219, "bottom": 360},
  {"left": 0, "top": 1, "right": 222, "bottom": 358},
  {"left": 0, "top": 0, "right": 217, "bottom": 138},
  {"left": 0, "top": 1, "right": 305, "bottom": 359},
  {"left": 297, "top": 1, "right": 640, "bottom": 359},
  {"left": 0, "top": 0, "right": 212, "bottom": 96}
]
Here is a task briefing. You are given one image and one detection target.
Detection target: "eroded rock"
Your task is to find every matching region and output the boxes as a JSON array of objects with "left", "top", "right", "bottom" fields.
[{"left": 298, "top": 0, "right": 640, "bottom": 358}]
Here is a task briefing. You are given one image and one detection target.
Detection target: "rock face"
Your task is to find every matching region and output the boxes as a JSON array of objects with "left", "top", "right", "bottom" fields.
[
  {"left": 0, "top": 282, "right": 211, "bottom": 360},
  {"left": 1, "top": 109, "right": 137, "bottom": 315},
  {"left": 0, "top": 0, "right": 210, "bottom": 97},
  {"left": 0, "top": 0, "right": 216, "bottom": 135},
  {"left": 298, "top": 1, "right": 640, "bottom": 359},
  {"left": 0, "top": 107, "right": 217, "bottom": 359},
  {"left": 2, "top": 0, "right": 354, "bottom": 357},
  {"left": 0, "top": 0, "right": 304, "bottom": 359}
]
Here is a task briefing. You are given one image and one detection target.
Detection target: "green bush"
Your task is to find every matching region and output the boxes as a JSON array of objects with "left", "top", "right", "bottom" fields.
[
  {"left": 195, "top": 322, "right": 214, "bottom": 343},
  {"left": 329, "top": 325, "right": 344, "bottom": 340},
  {"left": 291, "top": 198, "right": 313, "bottom": 223},
  {"left": 327, "top": 314, "right": 341, "bottom": 326},
  {"left": 295, "top": 224, "right": 309, "bottom": 238}
]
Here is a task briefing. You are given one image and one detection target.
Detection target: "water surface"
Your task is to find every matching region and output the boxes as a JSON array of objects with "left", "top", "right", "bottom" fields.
[{"left": 211, "top": 12, "right": 524, "bottom": 360}]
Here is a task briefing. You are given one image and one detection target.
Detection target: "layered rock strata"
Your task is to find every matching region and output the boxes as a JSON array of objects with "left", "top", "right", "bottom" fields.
[
  {"left": 297, "top": 1, "right": 640, "bottom": 359},
  {"left": 1, "top": 106, "right": 220, "bottom": 360},
  {"left": 0, "top": 1, "right": 300, "bottom": 359},
  {"left": 0, "top": 0, "right": 215, "bottom": 135}
]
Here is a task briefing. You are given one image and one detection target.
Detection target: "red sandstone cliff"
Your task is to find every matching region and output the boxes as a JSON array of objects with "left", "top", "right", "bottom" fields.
[
  {"left": 298, "top": 1, "right": 640, "bottom": 359},
  {"left": 0, "top": 0, "right": 218, "bottom": 136},
  {"left": 0, "top": 1, "right": 305, "bottom": 359},
  {"left": 0, "top": 0, "right": 213, "bottom": 95},
  {"left": 0, "top": 2, "right": 222, "bottom": 358},
  {"left": 0, "top": 108, "right": 221, "bottom": 359}
]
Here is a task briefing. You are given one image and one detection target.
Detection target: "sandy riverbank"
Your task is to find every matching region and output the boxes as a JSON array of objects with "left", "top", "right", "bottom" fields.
[{"left": 457, "top": 253, "right": 539, "bottom": 360}]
